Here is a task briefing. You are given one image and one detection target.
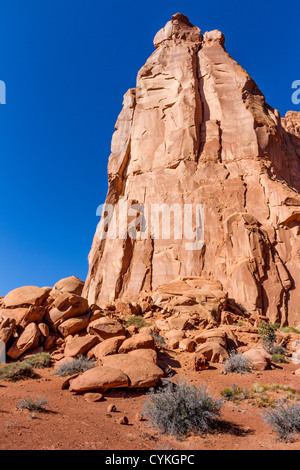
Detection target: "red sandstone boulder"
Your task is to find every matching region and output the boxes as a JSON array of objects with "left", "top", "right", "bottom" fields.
[{"left": 69, "top": 366, "right": 129, "bottom": 393}]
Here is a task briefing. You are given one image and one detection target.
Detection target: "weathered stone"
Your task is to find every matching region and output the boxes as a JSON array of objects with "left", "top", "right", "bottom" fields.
[
  {"left": 69, "top": 366, "right": 129, "bottom": 393},
  {"left": 7, "top": 323, "right": 41, "bottom": 360},
  {"left": 58, "top": 313, "right": 90, "bottom": 338},
  {"left": 0, "top": 317, "right": 16, "bottom": 344},
  {"left": 243, "top": 348, "right": 272, "bottom": 371},
  {"left": 102, "top": 350, "right": 164, "bottom": 387},
  {"left": 53, "top": 276, "right": 85, "bottom": 296},
  {"left": 196, "top": 341, "right": 229, "bottom": 363},
  {"left": 92, "top": 336, "right": 126, "bottom": 359},
  {"left": 82, "top": 13, "right": 300, "bottom": 328},
  {"left": 64, "top": 334, "right": 99, "bottom": 358},
  {"left": 87, "top": 317, "right": 125, "bottom": 340},
  {"left": 45, "top": 294, "right": 89, "bottom": 331},
  {"left": 3, "top": 286, "right": 50, "bottom": 308},
  {"left": 118, "top": 333, "right": 155, "bottom": 354}
]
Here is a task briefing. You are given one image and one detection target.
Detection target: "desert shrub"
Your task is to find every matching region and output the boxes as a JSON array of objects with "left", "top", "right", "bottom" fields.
[
  {"left": 280, "top": 326, "right": 300, "bottom": 335},
  {"left": 223, "top": 352, "right": 252, "bottom": 375},
  {"left": 258, "top": 322, "right": 280, "bottom": 353},
  {"left": 272, "top": 354, "right": 288, "bottom": 364},
  {"left": 150, "top": 331, "right": 166, "bottom": 348},
  {"left": 0, "top": 362, "right": 36, "bottom": 382},
  {"left": 263, "top": 400, "right": 300, "bottom": 440},
  {"left": 269, "top": 344, "right": 287, "bottom": 355},
  {"left": 143, "top": 381, "right": 223, "bottom": 439},
  {"left": 220, "top": 384, "right": 244, "bottom": 401},
  {"left": 18, "top": 396, "right": 48, "bottom": 413},
  {"left": 23, "top": 353, "right": 52, "bottom": 369},
  {"left": 55, "top": 356, "right": 95, "bottom": 377},
  {"left": 125, "top": 316, "right": 150, "bottom": 330}
]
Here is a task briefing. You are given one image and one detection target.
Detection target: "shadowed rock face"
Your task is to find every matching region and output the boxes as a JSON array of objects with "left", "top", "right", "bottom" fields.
[{"left": 83, "top": 13, "right": 300, "bottom": 326}]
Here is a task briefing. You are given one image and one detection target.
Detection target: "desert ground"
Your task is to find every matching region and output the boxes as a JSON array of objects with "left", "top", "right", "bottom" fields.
[{"left": 1, "top": 351, "right": 300, "bottom": 451}]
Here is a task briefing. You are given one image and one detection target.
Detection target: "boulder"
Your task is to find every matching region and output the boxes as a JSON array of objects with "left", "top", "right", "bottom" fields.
[
  {"left": 196, "top": 341, "right": 229, "bottom": 363},
  {"left": 102, "top": 350, "right": 164, "bottom": 387},
  {"left": 242, "top": 348, "right": 272, "bottom": 371},
  {"left": 38, "top": 323, "right": 49, "bottom": 337},
  {"left": 92, "top": 336, "right": 126, "bottom": 359},
  {"left": 3, "top": 286, "right": 50, "bottom": 308},
  {"left": 87, "top": 317, "right": 125, "bottom": 340},
  {"left": 118, "top": 333, "right": 155, "bottom": 354},
  {"left": 0, "top": 317, "right": 16, "bottom": 344},
  {"left": 64, "top": 334, "right": 99, "bottom": 358},
  {"left": 7, "top": 323, "right": 41, "bottom": 360},
  {"left": 179, "top": 338, "right": 196, "bottom": 352},
  {"left": 45, "top": 294, "right": 89, "bottom": 331},
  {"left": 52, "top": 276, "right": 85, "bottom": 296},
  {"left": 58, "top": 314, "right": 90, "bottom": 338},
  {"left": 193, "top": 352, "right": 210, "bottom": 371},
  {"left": 69, "top": 366, "right": 129, "bottom": 393}
]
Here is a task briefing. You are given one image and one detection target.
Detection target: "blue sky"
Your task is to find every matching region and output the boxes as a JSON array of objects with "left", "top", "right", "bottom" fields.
[{"left": 0, "top": 0, "right": 299, "bottom": 296}]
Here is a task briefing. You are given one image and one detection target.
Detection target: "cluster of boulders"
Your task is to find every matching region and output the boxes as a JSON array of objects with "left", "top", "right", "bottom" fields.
[{"left": 1, "top": 274, "right": 300, "bottom": 394}]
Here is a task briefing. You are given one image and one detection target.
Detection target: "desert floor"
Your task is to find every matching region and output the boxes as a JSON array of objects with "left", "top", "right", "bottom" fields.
[{"left": 1, "top": 352, "right": 300, "bottom": 451}]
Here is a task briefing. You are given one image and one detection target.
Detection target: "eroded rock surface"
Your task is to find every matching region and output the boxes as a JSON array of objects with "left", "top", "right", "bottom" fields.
[{"left": 83, "top": 13, "right": 300, "bottom": 326}]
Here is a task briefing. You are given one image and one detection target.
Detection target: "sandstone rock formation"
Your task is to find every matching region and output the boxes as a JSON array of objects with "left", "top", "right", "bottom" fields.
[{"left": 84, "top": 13, "right": 300, "bottom": 326}]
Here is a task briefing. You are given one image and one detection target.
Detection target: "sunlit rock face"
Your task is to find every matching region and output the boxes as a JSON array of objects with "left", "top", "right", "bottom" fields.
[{"left": 84, "top": 13, "right": 300, "bottom": 326}]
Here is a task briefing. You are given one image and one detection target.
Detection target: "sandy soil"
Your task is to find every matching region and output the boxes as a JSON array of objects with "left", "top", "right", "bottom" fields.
[{"left": 0, "top": 351, "right": 300, "bottom": 451}]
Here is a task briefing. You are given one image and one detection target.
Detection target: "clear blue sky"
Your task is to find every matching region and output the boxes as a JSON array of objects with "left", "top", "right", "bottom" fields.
[{"left": 0, "top": 0, "right": 299, "bottom": 296}]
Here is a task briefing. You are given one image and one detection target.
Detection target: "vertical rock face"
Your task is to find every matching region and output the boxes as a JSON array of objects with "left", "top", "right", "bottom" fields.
[{"left": 84, "top": 14, "right": 300, "bottom": 325}]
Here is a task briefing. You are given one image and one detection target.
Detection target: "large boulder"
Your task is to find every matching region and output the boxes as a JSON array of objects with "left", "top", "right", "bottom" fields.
[
  {"left": 52, "top": 276, "right": 85, "bottom": 296},
  {"left": 0, "top": 316, "right": 16, "bottom": 344},
  {"left": 64, "top": 334, "right": 99, "bottom": 358},
  {"left": 196, "top": 341, "right": 229, "bottom": 363},
  {"left": 118, "top": 333, "right": 155, "bottom": 354},
  {"left": 87, "top": 317, "right": 125, "bottom": 340},
  {"left": 101, "top": 349, "right": 164, "bottom": 388},
  {"left": 7, "top": 323, "right": 41, "bottom": 360},
  {"left": 69, "top": 366, "right": 129, "bottom": 393},
  {"left": 92, "top": 336, "right": 126, "bottom": 359},
  {"left": 242, "top": 348, "right": 272, "bottom": 371},
  {"left": 3, "top": 286, "right": 50, "bottom": 308},
  {"left": 57, "top": 314, "right": 90, "bottom": 338},
  {"left": 45, "top": 294, "right": 89, "bottom": 331}
]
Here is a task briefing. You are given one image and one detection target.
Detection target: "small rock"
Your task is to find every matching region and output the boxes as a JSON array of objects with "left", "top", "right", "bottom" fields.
[
  {"left": 119, "top": 416, "right": 129, "bottom": 425},
  {"left": 107, "top": 404, "right": 117, "bottom": 413},
  {"left": 84, "top": 393, "right": 103, "bottom": 403}
]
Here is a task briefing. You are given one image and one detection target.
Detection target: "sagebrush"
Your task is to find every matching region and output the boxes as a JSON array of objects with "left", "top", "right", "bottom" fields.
[
  {"left": 263, "top": 400, "right": 300, "bottom": 440},
  {"left": 223, "top": 352, "right": 252, "bottom": 375},
  {"left": 143, "top": 381, "right": 223, "bottom": 439},
  {"left": 55, "top": 356, "right": 95, "bottom": 377}
]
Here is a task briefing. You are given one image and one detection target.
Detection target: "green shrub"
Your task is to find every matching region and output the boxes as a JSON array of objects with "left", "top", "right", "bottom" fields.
[
  {"left": 0, "top": 362, "right": 36, "bottom": 382},
  {"left": 272, "top": 354, "right": 288, "bottom": 364},
  {"left": 143, "top": 381, "right": 223, "bottom": 439},
  {"left": 280, "top": 326, "right": 300, "bottom": 334},
  {"left": 258, "top": 322, "right": 280, "bottom": 353},
  {"left": 125, "top": 316, "right": 150, "bottom": 330},
  {"left": 23, "top": 353, "right": 52, "bottom": 369},
  {"left": 220, "top": 384, "right": 243, "bottom": 401}
]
